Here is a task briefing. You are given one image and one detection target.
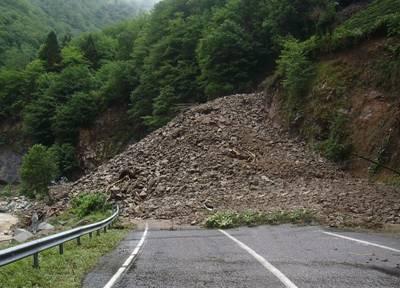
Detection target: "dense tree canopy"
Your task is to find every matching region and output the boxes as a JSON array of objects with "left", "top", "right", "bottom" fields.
[{"left": 0, "top": 0, "right": 155, "bottom": 68}]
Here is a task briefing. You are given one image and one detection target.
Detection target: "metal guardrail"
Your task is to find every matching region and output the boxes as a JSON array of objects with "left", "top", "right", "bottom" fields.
[{"left": 0, "top": 206, "right": 119, "bottom": 269}]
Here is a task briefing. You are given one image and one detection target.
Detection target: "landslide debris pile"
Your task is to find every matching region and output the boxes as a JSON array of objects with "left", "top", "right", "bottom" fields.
[{"left": 71, "top": 94, "right": 400, "bottom": 227}]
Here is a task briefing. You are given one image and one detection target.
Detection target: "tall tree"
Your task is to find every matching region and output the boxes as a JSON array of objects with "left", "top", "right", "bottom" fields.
[
  {"left": 39, "top": 31, "right": 62, "bottom": 72},
  {"left": 81, "top": 35, "right": 99, "bottom": 69}
]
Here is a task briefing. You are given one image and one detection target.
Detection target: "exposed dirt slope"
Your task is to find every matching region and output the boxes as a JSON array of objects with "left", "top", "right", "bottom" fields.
[
  {"left": 71, "top": 93, "right": 400, "bottom": 227},
  {"left": 265, "top": 36, "right": 400, "bottom": 180}
]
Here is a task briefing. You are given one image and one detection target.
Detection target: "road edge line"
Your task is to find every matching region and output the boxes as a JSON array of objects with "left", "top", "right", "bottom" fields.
[
  {"left": 219, "top": 229, "right": 298, "bottom": 288},
  {"left": 323, "top": 231, "right": 400, "bottom": 253},
  {"left": 103, "top": 223, "right": 149, "bottom": 288}
]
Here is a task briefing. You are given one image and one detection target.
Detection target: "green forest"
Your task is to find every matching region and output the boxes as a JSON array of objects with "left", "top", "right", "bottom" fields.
[
  {"left": 1, "top": 0, "right": 399, "bottom": 180},
  {"left": 0, "top": 0, "right": 157, "bottom": 68}
]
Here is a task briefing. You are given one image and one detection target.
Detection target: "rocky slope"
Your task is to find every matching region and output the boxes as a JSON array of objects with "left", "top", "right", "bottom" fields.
[{"left": 71, "top": 93, "right": 400, "bottom": 227}]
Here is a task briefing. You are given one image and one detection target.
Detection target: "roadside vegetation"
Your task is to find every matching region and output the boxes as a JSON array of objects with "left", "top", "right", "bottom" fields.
[
  {"left": 0, "top": 228, "right": 127, "bottom": 288},
  {"left": 205, "top": 209, "right": 317, "bottom": 229},
  {"left": 0, "top": 192, "right": 128, "bottom": 287},
  {"left": 50, "top": 193, "right": 113, "bottom": 228}
]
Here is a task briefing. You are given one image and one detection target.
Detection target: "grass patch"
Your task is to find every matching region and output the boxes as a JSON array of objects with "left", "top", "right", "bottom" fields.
[
  {"left": 205, "top": 209, "right": 316, "bottom": 229},
  {"left": 0, "top": 184, "right": 19, "bottom": 198},
  {"left": 49, "top": 209, "right": 112, "bottom": 230},
  {"left": 0, "top": 228, "right": 128, "bottom": 288},
  {"left": 322, "top": 0, "right": 400, "bottom": 51},
  {"left": 383, "top": 176, "right": 400, "bottom": 188}
]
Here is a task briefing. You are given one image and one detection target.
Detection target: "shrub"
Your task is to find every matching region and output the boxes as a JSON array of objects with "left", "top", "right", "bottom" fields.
[
  {"left": 71, "top": 193, "right": 110, "bottom": 218},
  {"left": 318, "top": 114, "right": 352, "bottom": 162},
  {"left": 0, "top": 184, "right": 13, "bottom": 197},
  {"left": 49, "top": 143, "right": 79, "bottom": 179},
  {"left": 277, "top": 38, "right": 314, "bottom": 121},
  {"left": 20, "top": 144, "right": 58, "bottom": 199},
  {"left": 205, "top": 209, "right": 316, "bottom": 229}
]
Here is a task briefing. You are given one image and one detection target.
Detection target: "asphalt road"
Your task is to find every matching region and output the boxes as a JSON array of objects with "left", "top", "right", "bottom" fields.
[{"left": 83, "top": 224, "right": 400, "bottom": 288}]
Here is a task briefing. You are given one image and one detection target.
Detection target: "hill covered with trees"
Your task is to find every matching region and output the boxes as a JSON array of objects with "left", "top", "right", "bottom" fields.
[
  {"left": 0, "top": 0, "right": 158, "bottom": 68},
  {"left": 1, "top": 0, "right": 399, "bottom": 184}
]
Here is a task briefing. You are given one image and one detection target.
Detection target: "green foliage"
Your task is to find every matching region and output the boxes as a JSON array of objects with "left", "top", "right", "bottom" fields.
[
  {"left": 71, "top": 193, "right": 110, "bottom": 218},
  {"left": 2, "top": 0, "right": 399, "bottom": 179},
  {"left": 39, "top": 31, "right": 62, "bottom": 72},
  {"left": 46, "top": 65, "right": 97, "bottom": 103},
  {"left": 0, "top": 69, "right": 25, "bottom": 121},
  {"left": 23, "top": 94, "right": 57, "bottom": 145},
  {"left": 205, "top": 209, "right": 316, "bottom": 229},
  {"left": 277, "top": 38, "right": 314, "bottom": 121},
  {"left": 0, "top": 0, "right": 147, "bottom": 69},
  {"left": 372, "top": 41, "right": 400, "bottom": 93},
  {"left": 143, "top": 86, "right": 179, "bottom": 129},
  {"left": 318, "top": 114, "right": 352, "bottom": 162},
  {"left": 197, "top": 19, "right": 255, "bottom": 98},
  {"left": 96, "top": 61, "right": 138, "bottom": 105},
  {"left": 20, "top": 144, "right": 58, "bottom": 199},
  {"left": 323, "top": 0, "right": 400, "bottom": 51},
  {"left": 0, "top": 228, "right": 127, "bottom": 288},
  {"left": 53, "top": 92, "right": 100, "bottom": 144},
  {"left": 0, "top": 184, "right": 14, "bottom": 197},
  {"left": 61, "top": 46, "right": 88, "bottom": 67},
  {"left": 79, "top": 35, "right": 100, "bottom": 69},
  {"left": 49, "top": 144, "right": 79, "bottom": 179}
]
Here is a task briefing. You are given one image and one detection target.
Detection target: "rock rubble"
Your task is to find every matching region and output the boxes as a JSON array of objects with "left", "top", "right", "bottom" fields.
[{"left": 70, "top": 93, "right": 400, "bottom": 227}]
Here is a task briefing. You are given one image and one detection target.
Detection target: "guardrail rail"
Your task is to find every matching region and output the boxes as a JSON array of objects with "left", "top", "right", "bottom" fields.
[{"left": 0, "top": 206, "right": 119, "bottom": 269}]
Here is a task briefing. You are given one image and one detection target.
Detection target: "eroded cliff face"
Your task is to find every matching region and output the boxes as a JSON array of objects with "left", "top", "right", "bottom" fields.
[
  {"left": 0, "top": 149, "right": 22, "bottom": 184},
  {"left": 264, "top": 36, "right": 400, "bottom": 180},
  {"left": 77, "top": 105, "right": 136, "bottom": 174},
  {"left": 0, "top": 123, "right": 25, "bottom": 184},
  {"left": 0, "top": 105, "right": 136, "bottom": 184}
]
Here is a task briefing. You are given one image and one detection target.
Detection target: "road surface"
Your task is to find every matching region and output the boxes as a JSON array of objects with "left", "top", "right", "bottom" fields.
[{"left": 83, "top": 224, "right": 400, "bottom": 288}]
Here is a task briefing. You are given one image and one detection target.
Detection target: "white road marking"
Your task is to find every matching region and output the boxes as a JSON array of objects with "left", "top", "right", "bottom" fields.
[
  {"left": 219, "top": 229, "right": 298, "bottom": 288},
  {"left": 323, "top": 231, "right": 400, "bottom": 253},
  {"left": 103, "top": 223, "right": 149, "bottom": 288}
]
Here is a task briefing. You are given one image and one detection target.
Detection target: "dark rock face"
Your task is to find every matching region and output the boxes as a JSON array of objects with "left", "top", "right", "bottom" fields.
[
  {"left": 70, "top": 93, "right": 400, "bottom": 227},
  {"left": 0, "top": 149, "right": 22, "bottom": 184}
]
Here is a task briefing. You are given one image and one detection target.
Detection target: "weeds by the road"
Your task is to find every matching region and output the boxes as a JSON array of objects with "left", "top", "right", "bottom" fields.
[
  {"left": 0, "top": 192, "right": 129, "bottom": 288},
  {"left": 205, "top": 209, "right": 316, "bottom": 229},
  {"left": 0, "top": 228, "right": 128, "bottom": 288}
]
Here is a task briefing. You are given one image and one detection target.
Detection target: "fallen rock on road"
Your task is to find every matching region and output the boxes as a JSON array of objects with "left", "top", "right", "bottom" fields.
[{"left": 69, "top": 93, "right": 400, "bottom": 227}]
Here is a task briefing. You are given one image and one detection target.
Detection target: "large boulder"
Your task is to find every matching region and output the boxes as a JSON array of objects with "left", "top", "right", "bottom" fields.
[{"left": 13, "top": 228, "right": 33, "bottom": 243}]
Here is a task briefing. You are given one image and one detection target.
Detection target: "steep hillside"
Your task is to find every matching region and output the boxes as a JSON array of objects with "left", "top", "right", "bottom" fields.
[
  {"left": 264, "top": 0, "right": 400, "bottom": 181},
  {"left": 70, "top": 94, "right": 400, "bottom": 227},
  {"left": 266, "top": 37, "right": 400, "bottom": 179}
]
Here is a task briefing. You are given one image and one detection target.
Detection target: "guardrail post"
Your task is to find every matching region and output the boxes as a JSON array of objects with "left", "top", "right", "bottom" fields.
[
  {"left": 59, "top": 243, "right": 64, "bottom": 255},
  {"left": 77, "top": 237, "right": 81, "bottom": 246},
  {"left": 89, "top": 232, "right": 92, "bottom": 239},
  {"left": 96, "top": 229, "right": 100, "bottom": 236},
  {"left": 33, "top": 253, "right": 39, "bottom": 269},
  {"left": 104, "top": 226, "right": 107, "bottom": 233}
]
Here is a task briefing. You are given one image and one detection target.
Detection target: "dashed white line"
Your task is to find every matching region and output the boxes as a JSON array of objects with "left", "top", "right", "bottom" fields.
[
  {"left": 323, "top": 231, "right": 400, "bottom": 253},
  {"left": 103, "top": 223, "right": 149, "bottom": 288},
  {"left": 219, "top": 229, "right": 298, "bottom": 288}
]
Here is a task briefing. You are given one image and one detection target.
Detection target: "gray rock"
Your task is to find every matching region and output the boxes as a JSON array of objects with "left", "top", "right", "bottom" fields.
[
  {"left": 0, "top": 149, "right": 23, "bottom": 184},
  {"left": 31, "top": 212, "right": 39, "bottom": 234},
  {"left": 38, "top": 222, "right": 55, "bottom": 231},
  {"left": 14, "top": 228, "right": 34, "bottom": 243}
]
